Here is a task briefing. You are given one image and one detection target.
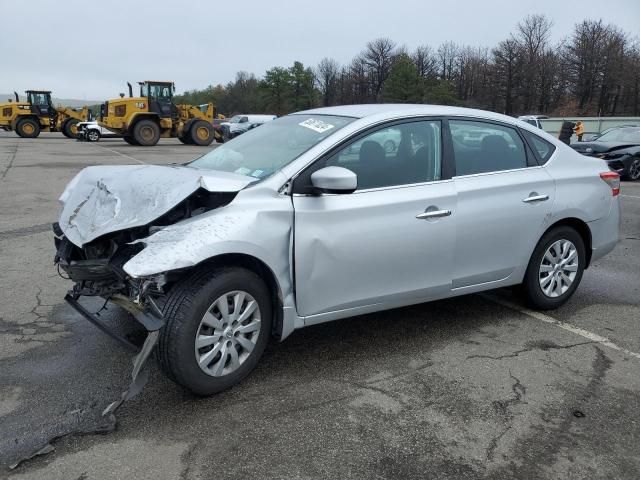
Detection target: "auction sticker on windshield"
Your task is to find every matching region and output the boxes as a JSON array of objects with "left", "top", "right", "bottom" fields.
[{"left": 299, "top": 118, "right": 335, "bottom": 133}]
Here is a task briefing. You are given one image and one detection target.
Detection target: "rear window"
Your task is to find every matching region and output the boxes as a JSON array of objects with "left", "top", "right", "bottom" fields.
[{"left": 521, "top": 130, "right": 556, "bottom": 164}]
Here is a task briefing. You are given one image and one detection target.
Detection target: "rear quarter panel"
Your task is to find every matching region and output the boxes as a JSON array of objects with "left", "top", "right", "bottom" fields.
[{"left": 544, "top": 144, "right": 613, "bottom": 223}]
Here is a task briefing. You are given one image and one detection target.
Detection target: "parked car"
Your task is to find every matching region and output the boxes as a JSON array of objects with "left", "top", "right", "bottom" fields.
[
  {"left": 517, "top": 115, "right": 549, "bottom": 129},
  {"left": 54, "top": 104, "right": 620, "bottom": 400},
  {"left": 220, "top": 114, "right": 276, "bottom": 141},
  {"left": 571, "top": 126, "right": 640, "bottom": 180},
  {"left": 76, "top": 121, "right": 121, "bottom": 142},
  {"left": 582, "top": 124, "right": 640, "bottom": 142}
]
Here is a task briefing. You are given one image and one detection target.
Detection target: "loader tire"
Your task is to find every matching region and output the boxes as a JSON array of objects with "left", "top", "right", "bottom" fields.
[
  {"left": 63, "top": 119, "right": 79, "bottom": 138},
  {"left": 16, "top": 118, "right": 40, "bottom": 138},
  {"left": 189, "top": 120, "right": 214, "bottom": 146},
  {"left": 178, "top": 134, "right": 193, "bottom": 144},
  {"left": 123, "top": 136, "right": 139, "bottom": 145},
  {"left": 132, "top": 119, "right": 160, "bottom": 146}
]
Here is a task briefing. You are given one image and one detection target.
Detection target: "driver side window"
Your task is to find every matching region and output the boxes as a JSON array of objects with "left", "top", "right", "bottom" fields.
[{"left": 326, "top": 120, "right": 442, "bottom": 190}]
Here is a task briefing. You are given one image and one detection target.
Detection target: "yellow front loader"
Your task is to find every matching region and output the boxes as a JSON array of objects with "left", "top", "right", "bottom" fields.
[
  {"left": 0, "top": 90, "right": 89, "bottom": 138},
  {"left": 99, "top": 81, "right": 219, "bottom": 146}
]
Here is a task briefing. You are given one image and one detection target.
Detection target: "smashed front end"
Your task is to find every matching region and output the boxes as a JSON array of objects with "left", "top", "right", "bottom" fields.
[{"left": 53, "top": 164, "right": 248, "bottom": 413}]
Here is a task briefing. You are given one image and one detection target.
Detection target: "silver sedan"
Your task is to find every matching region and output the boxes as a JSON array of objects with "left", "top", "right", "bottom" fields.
[{"left": 55, "top": 104, "right": 620, "bottom": 397}]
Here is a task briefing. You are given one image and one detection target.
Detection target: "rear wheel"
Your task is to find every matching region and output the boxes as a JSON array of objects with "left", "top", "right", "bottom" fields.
[
  {"left": 189, "top": 120, "right": 214, "bottom": 146},
  {"left": 16, "top": 118, "right": 40, "bottom": 138},
  {"left": 627, "top": 157, "right": 640, "bottom": 181},
  {"left": 132, "top": 119, "right": 160, "bottom": 146},
  {"left": 157, "top": 267, "right": 272, "bottom": 395},
  {"left": 520, "top": 226, "right": 585, "bottom": 310}
]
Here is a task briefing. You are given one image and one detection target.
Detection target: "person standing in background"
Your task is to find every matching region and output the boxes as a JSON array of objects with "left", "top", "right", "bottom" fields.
[
  {"left": 559, "top": 121, "right": 576, "bottom": 145},
  {"left": 574, "top": 121, "right": 584, "bottom": 141}
]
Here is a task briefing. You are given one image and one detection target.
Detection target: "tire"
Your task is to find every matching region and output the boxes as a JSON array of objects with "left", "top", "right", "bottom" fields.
[
  {"left": 520, "top": 226, "right": 585, "bottom": 310},
  {"left": 16, "top": 118, "right": 40, "bottom": 138},
  {"left": 178, "top": 133, "right": 193, "bottom": 144},
  {"left": 132, "top": 119, "right": 160, "bottom": 146},
  {"left": 158, "top": 267, "right": 272, "bottom": 395},
  {"left": 86, "top": 129, "right": 101, "bottom": 142},
  {"left": 61, "top": 124, "right": 72, "bottom": 138},
  {"left": 123, "top": 136, "right": 139, "bottom": 145},
  {"left": 189, "top": 120, "right": 214, "bottom": 146},
  {"left": 63, "top": 119, "right": 79, "bottom": 138},
  {"left": 627, "top": 157, "right": 640, "bottom": 181}
]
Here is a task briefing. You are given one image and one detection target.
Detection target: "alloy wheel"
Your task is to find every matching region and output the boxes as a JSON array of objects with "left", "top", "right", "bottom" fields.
[
  {"left": 538, "top": 239, "right": 579, "bottom": 298},
  {"left": 194, "top": 290, "right": 261, "bottom": 377},
  {"left": 629, "top": 159, "right": 640, "bottom": 180}
]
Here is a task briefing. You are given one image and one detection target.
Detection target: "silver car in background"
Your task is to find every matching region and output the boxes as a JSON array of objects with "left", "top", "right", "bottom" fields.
[{"left": 54, "top": 104, "right": 620, "bottom": 399}]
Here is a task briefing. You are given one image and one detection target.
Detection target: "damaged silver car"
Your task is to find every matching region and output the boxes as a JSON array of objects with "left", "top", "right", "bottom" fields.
[{"left": 54, "top": 105, "right": 620, "bottom": 402}]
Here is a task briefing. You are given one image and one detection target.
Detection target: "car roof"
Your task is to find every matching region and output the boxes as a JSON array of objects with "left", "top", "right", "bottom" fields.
[{"left": 295, "top": 104, "right": 520, "bottom": 124}]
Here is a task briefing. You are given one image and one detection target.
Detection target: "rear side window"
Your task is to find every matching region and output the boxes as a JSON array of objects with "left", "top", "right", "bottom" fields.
[
  {"left": 449, "top": 120, "right": 527, "bottom": 176},
  {"left": 521, "top": 130, "right": 556, "bottom": 164}
]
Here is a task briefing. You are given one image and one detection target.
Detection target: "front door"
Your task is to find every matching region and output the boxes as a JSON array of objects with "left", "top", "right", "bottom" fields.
[{"left": 292, "top": 119, "right": 457, "bottom": 318}]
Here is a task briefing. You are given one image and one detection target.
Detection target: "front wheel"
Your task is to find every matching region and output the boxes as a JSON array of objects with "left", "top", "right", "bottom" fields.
[
  {"left": 520, "top": 226, "right": 585, "bottom": 310},
  {"left": 63, "top": 119, "right": 79, "bottom": 138},
  {"left": 87, "top": 129, "right": 101, "bottom": 142},
  {"left": 157, "top": 267, "right": 272, "bottom": 395},
  {"left": 190, "top": 120, "right": 214, "bottom": 146},
  {"left": 627, "top": 157, "right": 640, "bottom": 181},
  {"left": 123, "top": 135, "right": 139, "bottom": 145}
]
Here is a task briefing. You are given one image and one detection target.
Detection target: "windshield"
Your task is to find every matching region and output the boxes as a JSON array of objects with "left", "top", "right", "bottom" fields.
[
  {"left": 597, "top": 128, "right": 640, "bottom": 143},
  {"left": 227, "top": 115, "right": 242, "bottom": 123},
  {"left": 189, "top": 114, "right": 355, "bottom": 179}
]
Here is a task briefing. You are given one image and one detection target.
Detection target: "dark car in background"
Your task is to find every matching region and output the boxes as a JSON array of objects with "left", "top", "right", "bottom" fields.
[{"left": 571, "top": 126, "right": 640, "bottom": 180}]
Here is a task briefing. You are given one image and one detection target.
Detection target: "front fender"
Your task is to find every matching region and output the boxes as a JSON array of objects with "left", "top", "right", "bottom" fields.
[{"left": 122, "top": 189, "right": 294, "bottom": 307}]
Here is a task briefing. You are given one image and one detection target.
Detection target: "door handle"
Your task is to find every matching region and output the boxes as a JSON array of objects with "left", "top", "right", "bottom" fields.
[
  {"left": 522, "top": 194, "right": 549, "bottom": 203},
  {"left": 416, "top": 209, "right": 452, "bottom": 220}
]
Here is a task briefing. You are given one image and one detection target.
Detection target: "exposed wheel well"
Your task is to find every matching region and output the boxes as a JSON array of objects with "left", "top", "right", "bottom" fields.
[
  {"left": 542, "top": 218, "right": 593, "bottom": 268},
  {"left": 176, "top": 253, "right": 284, "bottom": 339}
]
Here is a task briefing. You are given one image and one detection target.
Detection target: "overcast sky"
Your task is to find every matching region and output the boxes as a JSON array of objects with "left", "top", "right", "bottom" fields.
[{"left": 1, "top": 0, "right": 639, "bottom": 100}]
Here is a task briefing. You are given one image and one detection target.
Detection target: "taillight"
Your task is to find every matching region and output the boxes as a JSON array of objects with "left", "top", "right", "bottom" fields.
[{"left": 600, "top": 171, "right": 620, "bottom": 196}]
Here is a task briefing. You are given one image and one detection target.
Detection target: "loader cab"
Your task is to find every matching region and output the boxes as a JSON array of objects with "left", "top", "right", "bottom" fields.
[
  {"left": 139, "top": 81, "right": 175, "bottom": 118},
  {"left": 26, "top": 90, "right": 54, "bottom": 116}
]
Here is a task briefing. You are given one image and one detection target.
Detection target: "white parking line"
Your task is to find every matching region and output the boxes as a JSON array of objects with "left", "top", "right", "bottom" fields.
[
  {"left": 93, "top": 143, "right": 146, "bottom": 164},
  {"left": 621, "top": 194, "right": 640, "bottom": 199},
  {"left": 483, "top": 294, "right": 640, "bottom": 360}
]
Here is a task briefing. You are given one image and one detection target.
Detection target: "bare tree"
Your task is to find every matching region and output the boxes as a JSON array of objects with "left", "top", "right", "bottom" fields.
[
  {"left": 412, "top": 45, "right": 438, "bottom": 79},
  {"left": 362, "top": 37, "right": 397, "bottom": 100},
  {"left": 514, "top": 14, "right": 553, "bottom": 112},
  {"left": 493, "top": 39, "right": 521, "bottom": 114},
  {"left": 316, "top": 57, "right": 340, "bottom": 106},
  {"left": 437, "top": 42, "right": 459, "bottom": 81}
]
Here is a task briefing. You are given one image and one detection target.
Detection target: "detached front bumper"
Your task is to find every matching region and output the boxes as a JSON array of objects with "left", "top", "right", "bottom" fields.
[{"left": 54, "top": 224, "right": 166, "bottom": 414}]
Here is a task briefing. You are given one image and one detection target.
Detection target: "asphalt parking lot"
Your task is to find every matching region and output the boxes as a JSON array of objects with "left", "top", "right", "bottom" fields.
[{"left": 0, "top": 132, "right": 639, "bottom": 479}]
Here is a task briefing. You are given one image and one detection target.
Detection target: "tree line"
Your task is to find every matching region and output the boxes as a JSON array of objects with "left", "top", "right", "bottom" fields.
[{"left": 175, "top": 15, "right": 640, "bottom": 118}]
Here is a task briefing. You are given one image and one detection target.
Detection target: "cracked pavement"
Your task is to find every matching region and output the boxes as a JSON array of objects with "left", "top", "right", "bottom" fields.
[{"left": 1, "top": 132, "right": 639, "bottom": 479}]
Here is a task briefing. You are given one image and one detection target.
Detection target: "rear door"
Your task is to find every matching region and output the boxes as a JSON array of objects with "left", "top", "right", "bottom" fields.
[
  {"left": 448, "top": 118, "right": 555, "bottom": 289},
  {"left": 292, "top": 119, "right": 456, "bottom": 318}
]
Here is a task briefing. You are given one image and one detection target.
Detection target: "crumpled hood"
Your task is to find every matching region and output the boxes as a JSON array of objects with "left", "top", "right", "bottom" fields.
[{"left": 58, "top": 164, "right": 254, "bottom": 246}]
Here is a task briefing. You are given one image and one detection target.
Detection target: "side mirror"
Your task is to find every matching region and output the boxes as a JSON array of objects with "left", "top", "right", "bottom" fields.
[{"left": 311, "top": 166, "right": 357, "bottom": 194}]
